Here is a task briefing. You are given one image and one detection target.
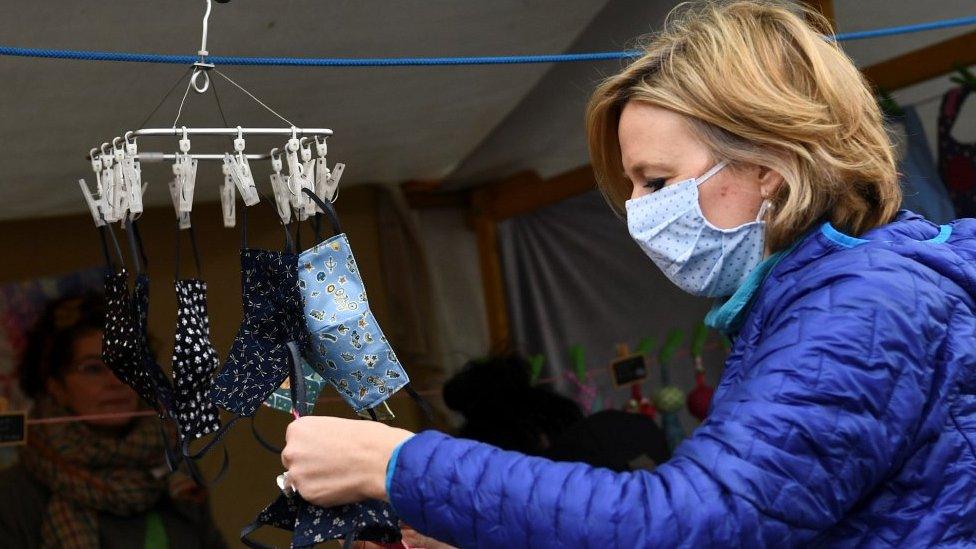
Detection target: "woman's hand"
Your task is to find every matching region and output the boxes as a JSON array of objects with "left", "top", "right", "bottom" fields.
[{"left": 281, "top": 416, "right": 413, "bottom": 507}]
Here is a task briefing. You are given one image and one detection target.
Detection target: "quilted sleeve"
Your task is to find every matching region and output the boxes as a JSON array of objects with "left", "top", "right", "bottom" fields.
[{"left": 388, "top": 271, "right": 938, "bottom": 547}]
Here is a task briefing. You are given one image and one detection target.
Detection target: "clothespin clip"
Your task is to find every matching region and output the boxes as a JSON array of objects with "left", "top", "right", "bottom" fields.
[
  {"left": 112, "top": 138, "right": 132, "bottom": 222},
  {"left": 313, "top": 136, "right": 331, "bottom": 210},
  {"left": 225, "top": 127, "right": 259, "bottom": 206},
  {"left": 220, "top": 162, "right": 236, "bottom": 228},
  {"left": 100, "top": 143, "right": 120, "bottom": 223},
  {"left": 168, "top": 171, "right": 191, "bottom": 230},
  {"left": 268, "top": 148, "right": 292, "bottom": 224},
  {"left": 122, "top": 131, "right": 143, "bottom": 215},
  {"left": 78, "top": 178, "right": 106, "bottom": 227},
  {"left": 176, "top": 127, "right": 198, "bottom": 213},
  {"left": 285, "top": 128, "right": 312, "bottom": 220},
  {"left": 89, "top": 148, "right": 104, "bottom": 197},
  {"left": 299, "top": 138, "right": 316, "bottom": 219}
]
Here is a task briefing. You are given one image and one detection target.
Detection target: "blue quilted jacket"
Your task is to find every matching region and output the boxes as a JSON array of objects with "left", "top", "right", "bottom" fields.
[{"left": 388, "top": 212, "right": 976, "bottom": 547}]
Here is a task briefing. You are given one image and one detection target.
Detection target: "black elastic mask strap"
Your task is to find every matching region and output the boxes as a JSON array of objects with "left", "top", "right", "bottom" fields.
[
  {"left": 250, "top": 415, "right": 283, "bottom": 454},
  {"left": 404, "top": 385, "right": 436, "bottom": 423},
  {"left": 185, "top": 445, "right": 231, "bottom": 488},
  {"left": 313, "top": 213, "right": 323, "bottom": 243},
  {"left": 182, "top": 414, "right": 242, "bottom": 461},
  {"left": 241, "top": 202, "right": 249, "bottom": 249},
  {"left": 99, "top": 222, "right": 125, "bottom": 272},
  {"left": 301, "top": 188, "right": 343, "bottom": 240},
  {"left": 240, "top": 521, "right": 277, "bottom": 549},
  {"left": 255, "top": 191, "right": 295, "bottom": 253},
  {"left": 175, "top": 223, "right": 204, "bottom": 280},
  {"left": 124, "top": 218, "right": 146, "bottom": 275},
  {"left": 286, "top": 342, "right": 309, "bottom": 418}
]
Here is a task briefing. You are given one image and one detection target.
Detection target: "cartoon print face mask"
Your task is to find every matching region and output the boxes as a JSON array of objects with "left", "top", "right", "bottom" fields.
[{"left": 296, "top": 190, "right": 409, "bottom": 413}]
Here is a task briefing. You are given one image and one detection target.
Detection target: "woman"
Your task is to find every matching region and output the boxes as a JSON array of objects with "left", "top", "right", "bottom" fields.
[
  {"left": 0, "top": 293, "right": 225, "bottom": 548},
  {"left": 280, "top": 2, "right": 976, "bottom": 546}
]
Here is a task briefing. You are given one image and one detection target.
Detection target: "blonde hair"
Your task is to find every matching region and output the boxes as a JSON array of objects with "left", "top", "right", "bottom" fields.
[{"left": 586, "top": 0, "right": 900, "bottom": 252}]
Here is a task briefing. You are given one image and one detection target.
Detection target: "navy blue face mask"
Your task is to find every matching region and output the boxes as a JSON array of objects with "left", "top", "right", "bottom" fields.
[{"left": 207, "top": 205, "right": 309, "bottom": 418}]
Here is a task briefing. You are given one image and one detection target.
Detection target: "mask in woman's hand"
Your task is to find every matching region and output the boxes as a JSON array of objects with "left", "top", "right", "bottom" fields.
[{"left": 297, "top": 189, "right": 410, "bottom": 413}]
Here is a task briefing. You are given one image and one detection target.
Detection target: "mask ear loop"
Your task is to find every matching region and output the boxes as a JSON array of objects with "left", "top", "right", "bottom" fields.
[
  {"left": 98, "top": 214, "right": 126, "bottom": 272},
  {"left": 756, "top": 198, "right": 773, "bottom": 223},
  {"left": 301, "top": 188, "right": 343, "bottom": 239},
  {"left": 175, "top": 221, "right": 205, "bottom": 281},
  {"left": 695, "top": 159, "right": 729, "bottom": 186}
]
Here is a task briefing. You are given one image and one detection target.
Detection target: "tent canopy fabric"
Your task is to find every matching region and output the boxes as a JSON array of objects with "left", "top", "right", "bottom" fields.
[{"left": 0, "top": 0, "right": 973, "bottom": 221}]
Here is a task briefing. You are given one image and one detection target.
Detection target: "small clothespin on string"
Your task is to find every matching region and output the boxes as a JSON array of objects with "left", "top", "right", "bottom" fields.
[{"left": 268, "top": 148, "right": 292, "bottom": 224}]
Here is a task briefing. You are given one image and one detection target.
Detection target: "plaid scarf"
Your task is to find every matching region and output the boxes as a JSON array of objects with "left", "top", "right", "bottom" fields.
[{"left": 19, "top": 398, "right": 168, "bottom": 549}]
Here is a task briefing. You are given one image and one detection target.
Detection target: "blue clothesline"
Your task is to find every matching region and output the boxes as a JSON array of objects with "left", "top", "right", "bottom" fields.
[{"left": 0, "top": 14, "right": 974, "bottom": 68}]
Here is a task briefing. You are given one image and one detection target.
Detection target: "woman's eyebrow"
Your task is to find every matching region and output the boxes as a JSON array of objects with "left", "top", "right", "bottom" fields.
[{"left": 624, "top": 160, "right": 670, "bottom": 177}]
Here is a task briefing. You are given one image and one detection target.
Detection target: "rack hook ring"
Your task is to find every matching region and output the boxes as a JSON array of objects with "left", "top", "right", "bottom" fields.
[{"left": 191, "top": 68, "right": 210, "bottom": 94}]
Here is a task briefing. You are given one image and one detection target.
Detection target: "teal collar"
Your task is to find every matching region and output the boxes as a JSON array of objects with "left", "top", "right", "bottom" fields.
[{"left": 704, "top": 240, "right": 800, "bottom": 336}]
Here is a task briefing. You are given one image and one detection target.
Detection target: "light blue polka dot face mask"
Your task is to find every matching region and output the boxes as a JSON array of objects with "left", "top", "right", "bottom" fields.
[{"left": 625, "top": 160, "right": 770, "bottom": 298}]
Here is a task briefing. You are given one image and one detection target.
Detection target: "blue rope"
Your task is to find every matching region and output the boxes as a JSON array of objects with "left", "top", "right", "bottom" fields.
[{"left": 0, "top": 14, "right": 973, "bottom": 67}]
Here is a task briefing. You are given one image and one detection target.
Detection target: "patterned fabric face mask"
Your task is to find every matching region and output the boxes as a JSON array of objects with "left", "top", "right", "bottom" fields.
[
  {"left": 297, "top": 190, "right": 409, "bottom": 413},
  {"left": 208, "top": 209, "right": 308, "bottom": 418},
  {"left": 263, "top": 355, "right": 328, "bottom": 416},
  {"left": 242, "top": 494, "right": 401, "bottom": 549},
  {"left": 101, "top": 224, "right": 148, "bottom": 404},
  {"left": 172, "top": 225, "right": 221, "bottom": 440}
]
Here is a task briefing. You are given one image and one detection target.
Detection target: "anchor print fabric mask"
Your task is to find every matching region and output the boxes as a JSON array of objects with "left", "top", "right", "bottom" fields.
[
  {"left": 172, "top": 225, "right": 222, "bottom": 439},
  {"left": 297, "top": 190, "right": 409, "bottom": 413}
]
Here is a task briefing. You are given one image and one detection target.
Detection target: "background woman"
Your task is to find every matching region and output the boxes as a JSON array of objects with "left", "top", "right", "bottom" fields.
[{"left": 0, "top": 293, "right": 225, "bottom": 548}]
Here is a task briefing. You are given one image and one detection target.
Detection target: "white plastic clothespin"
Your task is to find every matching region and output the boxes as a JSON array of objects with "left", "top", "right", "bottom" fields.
[
  {"left": 168, "top": 172, "right": 192, "bottom": 230},
  {"left": 177, "top": 127, "right": 198, "bottom": 214},
  {"left": 221, "top": 162, "right": 236, "bottom": 228},
  {"left": 112, "top": 137, "right": 132, "bottom": 221},
  {"left": 78, "top": 178, "right": 106, "bottom": 227},
  {"left": 313, "top": 136, "right": 331, "bottom": 209},
  {"left": 99, "top": 143, "right": 120, "bottom": 223},
  {"left": 285, "top": 129, "right": 313, "bottom": 220},
  {"left": 225, "top": 127, "right": 259, "bottom": 206},
  {"left": 269, "top": 148, "right": 292, "bottom": 224},
  {"left": 122, "top": 132, "right": 143, "bottom": 215},
  {"left": 90, "top": 148, "right": 104, "bottom": 197}
]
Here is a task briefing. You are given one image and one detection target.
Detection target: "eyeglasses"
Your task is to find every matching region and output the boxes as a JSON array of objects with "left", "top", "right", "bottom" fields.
[{"left": 65, "top": 360, "right": 115, "bottom": 378}]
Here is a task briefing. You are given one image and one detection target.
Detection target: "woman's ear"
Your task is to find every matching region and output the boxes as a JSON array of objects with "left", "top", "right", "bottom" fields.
[{"left": 757, "top": 166, "right": 785, "bottom": 199}]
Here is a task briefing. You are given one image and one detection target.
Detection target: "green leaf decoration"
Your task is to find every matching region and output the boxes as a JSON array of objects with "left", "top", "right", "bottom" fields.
[
  {"left": 635, "top": 337, "right": 656, "bottom": 356},
  {"left": 658, "top": 329, "right": 685, "bottom": 366}
]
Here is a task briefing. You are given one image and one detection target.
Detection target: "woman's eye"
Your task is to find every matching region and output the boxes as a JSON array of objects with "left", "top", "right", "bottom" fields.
[{"left": 643, "top": 178, "right": 665, "bottom": 192}]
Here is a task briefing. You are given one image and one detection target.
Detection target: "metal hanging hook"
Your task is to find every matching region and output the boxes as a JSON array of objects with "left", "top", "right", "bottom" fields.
[{"left": 191, "top": 0, "right": 220, "bottom": 94}]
